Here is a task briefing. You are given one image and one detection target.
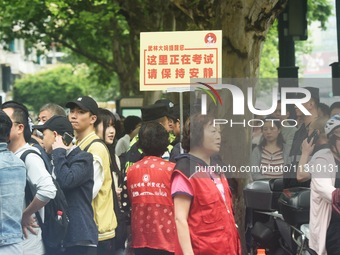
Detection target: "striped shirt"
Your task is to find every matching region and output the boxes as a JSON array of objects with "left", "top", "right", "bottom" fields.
[{"left": 260, "top": 148, "right": 284, "bottom": 177}]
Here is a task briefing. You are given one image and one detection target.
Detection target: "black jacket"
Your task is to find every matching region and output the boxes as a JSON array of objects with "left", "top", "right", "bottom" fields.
[{"left": 52, "top": 147, "right": 98, "bottom": 247}]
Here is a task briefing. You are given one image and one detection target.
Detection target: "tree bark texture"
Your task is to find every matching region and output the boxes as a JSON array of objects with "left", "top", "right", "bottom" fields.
[{"left": 171, "top": 1, "right": 287, "bottom": 253}]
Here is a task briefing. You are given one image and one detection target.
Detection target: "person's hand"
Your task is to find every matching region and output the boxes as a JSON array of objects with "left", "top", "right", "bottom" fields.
[
  {"left": 22, "top": 213, "right": 39, "bottom": 238},
  {"left": 301, "top": 137, "right": 315, "bottom": 157},
  {"left": 52, "top": 135, "right": 70, "bottom": 150}
]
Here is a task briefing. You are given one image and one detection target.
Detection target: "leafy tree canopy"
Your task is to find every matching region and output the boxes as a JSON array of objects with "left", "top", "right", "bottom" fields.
[
  {"left": 0, "top": 0, "right": 333, "bottom": 96},
  {"left": 0, "top": 0, "right": 175, "bottom": 96},
  {"left": 260, "top": 0, "right": 332, "bottom": 83},
  {"left": 13, "top": 64, "right": 90, "bottom": 112}
]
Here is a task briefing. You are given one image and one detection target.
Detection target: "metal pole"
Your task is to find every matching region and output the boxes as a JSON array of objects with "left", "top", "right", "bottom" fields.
[
  {"left": 331, "top": 0, "right": 340, "bottom": 95},
  {"left": 336, "top": 0, "right": 340, "bottom": 60},
  {"left": 179, "top": 91, "right": 184, "bottom": 154}
]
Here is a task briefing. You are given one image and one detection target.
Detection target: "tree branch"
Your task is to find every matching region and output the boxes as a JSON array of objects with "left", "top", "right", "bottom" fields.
[{"left": 56, "top": 37, "right": 113, "bottom": 71}]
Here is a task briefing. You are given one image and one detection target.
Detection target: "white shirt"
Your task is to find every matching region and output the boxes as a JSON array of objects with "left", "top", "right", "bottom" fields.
[
  {"left": 15, "top": 143, "right": 57, "bottom": 255},
  {"left": 306, "top": 148, "right": 336, "bottom": 255},
  {"left": 115, "top": 134, "right": 130, "bottom": 156}
]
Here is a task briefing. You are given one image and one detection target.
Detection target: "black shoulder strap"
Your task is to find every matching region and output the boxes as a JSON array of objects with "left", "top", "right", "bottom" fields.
[
  {"left": 20, "top": 149, "right": 42, "bottom": 163},
  {"left": 83, "top": 139, "right": 106, "bottom": 152},
  {"left": 83, "top": 139, "right": 119, "bottom": 193},
  {"left": 20, "top": 148, "right": 51, "bottom": 172},
  {"left": 20, "top": 149, "right": 44, "bottom": 227}
]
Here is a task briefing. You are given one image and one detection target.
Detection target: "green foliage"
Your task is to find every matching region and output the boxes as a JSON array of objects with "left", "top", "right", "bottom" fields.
[
  {"left": 308, "top": 0, "right": 333, "bottom": 30},
  {"left": 260, "top": 0, "right": 332, "bottom": 88},
  {"left": 260, "top": 22, "right": 279, "bottom": 79},
  {"left": 0, "top": 0, "right": 175, "bottom": 96},
  {"left": 13, "top": 64, "right": 88, "bottom": 112},
  {"left": 0, "top": 0, "right": 333, "bottom": 96}
]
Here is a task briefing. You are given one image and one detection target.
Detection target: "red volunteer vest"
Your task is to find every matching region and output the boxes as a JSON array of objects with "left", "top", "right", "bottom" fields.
[
  {"left": 127, "top": 156, "right": 175, "bottom": 252},
  {"left": 173, "top": 155, "right": 241, "bottom": 255}
]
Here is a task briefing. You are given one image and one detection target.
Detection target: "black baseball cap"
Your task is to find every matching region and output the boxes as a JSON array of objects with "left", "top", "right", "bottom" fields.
[
  {"left": 155, "top": 99, "right": 176, "bottom": 120},
  {"left": 65, "top": 96, "right": 98, "bottom": 115},
  {"left": 33, "top": 115, "right": 73, "bottom": 136},
  {"left": 141, "top": 104, "right": 168, "bottom": 122}
]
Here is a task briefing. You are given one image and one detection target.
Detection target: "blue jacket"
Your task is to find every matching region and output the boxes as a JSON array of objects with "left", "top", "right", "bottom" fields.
[
  {"left": 52, "top": 146, "right": 98, "bottom": 247},
  {"left": 0, "top": 143, "right": 26, "bottom": 246}
]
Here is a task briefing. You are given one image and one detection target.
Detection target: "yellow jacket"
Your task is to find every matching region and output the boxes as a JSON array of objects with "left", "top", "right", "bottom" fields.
[{"left": 77, "top": 132, "right": 117, "bottom": 241}]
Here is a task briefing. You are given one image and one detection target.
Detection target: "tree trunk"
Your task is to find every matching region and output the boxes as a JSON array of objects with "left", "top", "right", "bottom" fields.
[
  {"left": 171, "top": 0, "right": 287, "bottom": 253},
  {"left": 218, "top": 2, "right": 287, "bottom": 252}
]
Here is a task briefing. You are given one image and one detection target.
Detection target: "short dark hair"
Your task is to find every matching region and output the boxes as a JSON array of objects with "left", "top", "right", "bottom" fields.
[
  {"left": 1, "top": 101, "right": 31, "bottom": 142},
  {"left": 138, "top": 121, "right": 169, "bottom": 156},
  {"left": 330, "top": 101, "right": 340, "bottom": 114},
  {"left": 124, "top": 116, "right": 142, "bottom": 134},
  {"left": 181, "top": 113, "right": 215, "bottom": 152},
  {"left": 0, "top": 110, "right": 12, "bottom": 142}
]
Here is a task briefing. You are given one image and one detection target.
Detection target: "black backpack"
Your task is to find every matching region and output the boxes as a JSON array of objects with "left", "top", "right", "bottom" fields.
[{"left": 21, "top": 149, "right": 69, "bottom": 249}]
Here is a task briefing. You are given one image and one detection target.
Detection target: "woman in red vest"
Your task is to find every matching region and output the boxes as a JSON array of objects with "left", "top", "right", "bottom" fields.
[
  {"left": 127, "top": 121, "right": 175, "bottom": 255},
  {"left": 171, "top": 113, "right": 241, "bottom": 255}
]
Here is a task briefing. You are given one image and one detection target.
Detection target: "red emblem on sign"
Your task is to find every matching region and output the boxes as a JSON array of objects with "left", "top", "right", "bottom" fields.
[{"left": 204, "top": 33, "right": 217, "bottom": 45}]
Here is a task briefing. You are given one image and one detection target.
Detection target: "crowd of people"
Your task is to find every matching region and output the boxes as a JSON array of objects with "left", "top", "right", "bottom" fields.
[
  {"left": 0, "top": 95, "right": 241, "bottom": 255},
  {"left": 1, "top": 87, "right": 340, "bottom": 255},
  {"left": 250, "top": 87, "right": 340, "bottom": 255}
]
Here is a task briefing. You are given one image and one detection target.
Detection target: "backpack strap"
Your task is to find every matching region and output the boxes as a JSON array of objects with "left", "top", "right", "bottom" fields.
[
  {"left": 83, "top": 139, "right": 119, "bottom": 201},
  {"left": 20, "top": 149, "right": 44, "bottom": 227},
  {"left": 21, "top": 149, "right": 51, "bottom": 173},
  {"left": 20, "top": 149, "right": 42, "bottom": 164},
  {"left": 83, "top": 139, "right": 106, "bottom": 152}
]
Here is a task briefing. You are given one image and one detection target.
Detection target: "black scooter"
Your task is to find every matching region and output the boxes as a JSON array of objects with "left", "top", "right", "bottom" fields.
[{"left": 244, "top": 179, "right": 315, "bottom": 255}]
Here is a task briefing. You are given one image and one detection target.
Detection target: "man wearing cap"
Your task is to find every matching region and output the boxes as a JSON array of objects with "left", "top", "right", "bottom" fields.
[
  {"left": 34, "top": 116, "right": 98, "bottom": 255},
  {"left": 123, "top": 102, "right": 172, "bottom": 174},
  {"left": 0, "top": 110, "right": 26, "bottom": 255},
  {"left": 155, "top": 99, "right": 178, "bottom": 143},
  {"left": 66, "top": 96, "right": 117, "bottom": 255},
  {"left": 285, "top": 87, "right": 320, "bottom": 188},
  {"left": 31, "top": 103, "right": 66, "bottom": 147},
  {"left": 1, "top": 101, "right": 57, "bottom": 255}
]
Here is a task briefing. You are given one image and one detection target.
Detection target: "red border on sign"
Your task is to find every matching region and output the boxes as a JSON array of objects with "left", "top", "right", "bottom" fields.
[{"left": 143, "top": 48, "right": 219, "bottom": 86}]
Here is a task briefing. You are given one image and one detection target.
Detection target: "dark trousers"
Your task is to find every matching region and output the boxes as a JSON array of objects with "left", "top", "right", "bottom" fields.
[
  {"left": 98, "top": 238, "right": 116, "bottom": 255},
  {"left": 45, "top": 246, "right": 97, "bottom": 255},
  {"left": 63, "top": 246, "right": 97, "bottom": 255},
  {"left": 134, "top": 248, "right": 173, "bottom": 255},
  {"left": 326, "top": 219, "right": 340, "bottom": 255}
]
